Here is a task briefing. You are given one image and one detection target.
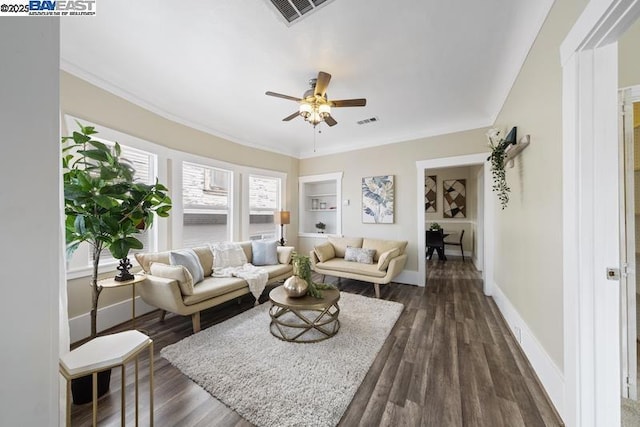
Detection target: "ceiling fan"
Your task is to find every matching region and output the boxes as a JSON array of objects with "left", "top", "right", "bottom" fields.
[{"left": 265, "top": 71, "right": 367, "bottom": 127}]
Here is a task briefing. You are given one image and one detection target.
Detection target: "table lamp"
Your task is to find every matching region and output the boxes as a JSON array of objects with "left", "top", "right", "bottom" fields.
[{"left": 274, "top": 210, "right": 290, "bottom": 246}]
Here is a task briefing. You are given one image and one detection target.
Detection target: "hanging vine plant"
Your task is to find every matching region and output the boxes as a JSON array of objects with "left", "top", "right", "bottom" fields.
[{"left": 487, "top": 128, "right": 517, "bottom": 210}]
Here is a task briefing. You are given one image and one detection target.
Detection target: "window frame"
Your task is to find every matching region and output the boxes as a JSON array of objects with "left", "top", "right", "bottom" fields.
[
  {"left": 243, "top": 171, "right": 286, "bottom": 241},
  {"left": 63, "top": 115, "right": 170, "bottom": 280}
]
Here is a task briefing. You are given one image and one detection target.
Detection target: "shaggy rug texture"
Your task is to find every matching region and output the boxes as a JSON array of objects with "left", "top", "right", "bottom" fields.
[{"left": 161, "top": 291, "right": 404, "bottom": 427}]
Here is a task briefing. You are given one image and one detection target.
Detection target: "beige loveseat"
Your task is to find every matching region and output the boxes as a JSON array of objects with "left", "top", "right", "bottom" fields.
[
  {"left": 310, "top": 236, "right": 408, "bottom": 298},
  {"left": 135, "top": 242, "right": 294, "bottom": 333}
]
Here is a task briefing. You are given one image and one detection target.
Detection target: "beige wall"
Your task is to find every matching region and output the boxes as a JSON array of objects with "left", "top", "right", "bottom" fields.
[
  {"left": 299, "top": 128, "right": 489, "bottom": 273},
  {"left": 619, "top": 17, "right": 640, "bottom": 89},
  {"left": 491, "top": 0, "right": 586, "bottom": 371},
  {"left": 61, "top": 72, "right": 300, "bottom": 318}
]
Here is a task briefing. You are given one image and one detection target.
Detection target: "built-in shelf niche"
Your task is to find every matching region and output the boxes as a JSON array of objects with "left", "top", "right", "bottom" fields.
[{"left": 299, "top": 172, "right": 343, "bottom": 236}]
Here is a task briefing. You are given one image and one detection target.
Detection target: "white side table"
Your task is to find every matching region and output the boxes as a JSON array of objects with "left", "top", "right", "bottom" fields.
[{"left": 59, "top": 330, "right": 154, "bottom": 427}]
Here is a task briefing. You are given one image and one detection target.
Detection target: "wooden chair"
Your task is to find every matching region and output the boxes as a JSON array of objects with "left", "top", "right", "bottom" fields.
[
  {"left": 444, "top": 229, "right": 465, "bottom": 261},
  {"left": 426, "top": 230, "right": 446, "bottom": 260}
]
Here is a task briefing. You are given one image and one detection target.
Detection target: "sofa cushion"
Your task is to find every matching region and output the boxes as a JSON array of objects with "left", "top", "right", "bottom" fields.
[
  {"left": 316, "top": 258, "right": 386, "bottom": 278},
  {"left": 211, "top": 242, "right": 247, "bottom": 269},
  {"left": 314, "top": 242, "right": 336, "bottom": 262},
  {"left": 238, "top": 241, "right": 253, "bottom": 264},
  {"left": 261, "top": 263, "right": 293, "bottom": 280},
  {"left": 327, "top": 236, "right": 363, "bottom": 258},
  {"left": 377, "top": 247, "right": 400, "bottom": 271},
  {"left": 251, "top": 240, "right": 278, "bottom": 266},
  {"left": 362, "top": 238, "right": 408, "bottom": 261},
  {"left": 170, "top": 249, "right": 205, "bottom": 285},
  {"left": 344, "top": 246, "right": 375, "bottom": 264},
  {"left": 192, "top": 246, "right": 214, "bottom": 277},
  {"left": 135, "top": 251, "right": 170, "bottom": 273},
  {"left": 150, "top": 262, "right": 195, "bottom": 295},
  {"left": 183, "top": 276, "right": 248, "bottom": 306},
  {"left": 277, "top": 246, "right": 294, "bottom": 264}
]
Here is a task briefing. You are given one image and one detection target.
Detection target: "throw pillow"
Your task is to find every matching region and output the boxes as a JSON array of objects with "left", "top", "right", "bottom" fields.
[
  {"left": 314, "top": 241, "right": 336, "bottom": 262},
  {"left": 277, "top": 246, "right": 294, "bottom": 264},
  {"left": 251, "top": 240, "right": 279, "bottom": 266},
  {"left": 211, "top": 242, "right": 247, "bottom": 269},
  {"left": 344, "top": 246, "right": 376, "bottom": 264},
  {"left": 169, "top": 248, "right": 205, "bottom": 285},
  {"left": 150, "top": 262, "right": 195, "bottom": 295},
  {"left": 377, "top": 247, "right": 400, "bottom": 271}
]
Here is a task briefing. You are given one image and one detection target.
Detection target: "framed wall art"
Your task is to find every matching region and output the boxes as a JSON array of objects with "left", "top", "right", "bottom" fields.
[
  {"left": 443, "top": 179, "right": 466, "bottom": 218},
  {"left": 425, "top": 175, "right": 437, "bottom": 212},
  {"left": 362, "top": 175, "right": 394, "bottom": 223}
]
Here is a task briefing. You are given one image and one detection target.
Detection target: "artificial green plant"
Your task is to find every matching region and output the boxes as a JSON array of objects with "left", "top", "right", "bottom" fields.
[
  {"left": 62, "top": 122, "right": 172, "bottom": 337},
  {"left": 291, "top": 252, "right": 335, "bottom": 298},
  {"left": 486, "top": 128, "right": 516, "bottom": 210}
]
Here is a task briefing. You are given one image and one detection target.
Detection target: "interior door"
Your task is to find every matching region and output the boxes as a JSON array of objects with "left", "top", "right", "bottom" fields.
[{"left": 620, "top": 88, "right": 638, "bottom": 400}]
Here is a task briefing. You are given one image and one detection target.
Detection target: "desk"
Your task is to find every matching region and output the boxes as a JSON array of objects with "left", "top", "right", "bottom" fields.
[{"left": 98, "top": 274, "right": 147, "bottom": 330}]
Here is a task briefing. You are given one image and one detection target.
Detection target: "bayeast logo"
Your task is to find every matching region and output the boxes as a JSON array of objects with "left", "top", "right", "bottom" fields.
[{"left": 29, "top": 0, "right": 96, "bottom": 15}]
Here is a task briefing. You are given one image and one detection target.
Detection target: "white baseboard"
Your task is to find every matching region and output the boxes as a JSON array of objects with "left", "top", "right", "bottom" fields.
[
  {"left": 69, "top": 297, "right": 157, "bottom": 343},
  {"left": 395, "top": 270, "right": 421, "bottom": 286},
  {"left": 491, "top": 282, "right": 565, "bottom": 419}
]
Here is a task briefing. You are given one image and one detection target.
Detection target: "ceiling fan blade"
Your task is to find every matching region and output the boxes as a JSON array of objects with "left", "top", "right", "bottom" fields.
[
  {"left": 266, "top": 91, "right": 302, "bottom": 102},
  {"left": 331, "top": 98, "right": 367, "bottom": 107},
  {"left": 324, "top": 114, "right": 338, "bottom": 127},
  {"left": 314, "top": 72, "right": 331, "bottom": 97},
  {"left": 283, "top": 111, "right": 300, "bottom": 121}
]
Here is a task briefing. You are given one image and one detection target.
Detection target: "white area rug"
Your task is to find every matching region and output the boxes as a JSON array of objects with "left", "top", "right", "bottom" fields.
[{"left": 161, "top": 291, "right": 404, "bottom": 427}]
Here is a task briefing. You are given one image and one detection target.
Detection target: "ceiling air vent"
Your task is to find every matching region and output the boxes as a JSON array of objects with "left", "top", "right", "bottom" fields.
[
  {"left": 266, "top": 0, "right": 335, "bottom": 26},
  {"left": 357, "top": 116, "right": 380, "bottom": 125}
]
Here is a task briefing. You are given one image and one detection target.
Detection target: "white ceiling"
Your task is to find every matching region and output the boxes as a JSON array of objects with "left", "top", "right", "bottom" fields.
[{"left": 60, "top": 0, "right": 554, "bottom": 159}]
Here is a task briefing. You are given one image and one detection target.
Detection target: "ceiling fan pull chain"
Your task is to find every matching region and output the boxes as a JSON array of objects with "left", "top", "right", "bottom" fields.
[{"left": 313, "top": 124, "right": 317, "bottom": 152}]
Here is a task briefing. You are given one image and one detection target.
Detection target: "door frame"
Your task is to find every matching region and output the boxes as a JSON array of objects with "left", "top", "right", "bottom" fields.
[
  {"left": 620, "top": 86, "right": 640, "bottom": 400},
  {"left": 416, "top": 153, "right": 494, "bottom": 294},
  {"left": 561, "top": 0, "right": 640, "bottom": 425}
]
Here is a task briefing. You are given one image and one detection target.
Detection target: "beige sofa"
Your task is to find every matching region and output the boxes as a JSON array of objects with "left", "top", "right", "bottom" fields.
[
  {"left": 310, "top": 236, "right": 408, "bottom": 298},
  {"left": 135, "top": 242, "right": 294, "bottom": 333}
]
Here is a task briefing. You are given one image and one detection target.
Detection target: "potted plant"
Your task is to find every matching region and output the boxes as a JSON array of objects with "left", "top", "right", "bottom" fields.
[
  {"left": 315, "top": 221, "right": 326, "bottom": 233},
  {"left": 429, "top": 223, "right": 442, "bottom": 231},
  {"left": 62, "top": 122, "right": 171, "bottom": 402},
  {"left": 486, "top": 127, "right": 517, "bottom": 209},
  {"left": 283, "top": 252, "right": 335, "bottom": 298}
]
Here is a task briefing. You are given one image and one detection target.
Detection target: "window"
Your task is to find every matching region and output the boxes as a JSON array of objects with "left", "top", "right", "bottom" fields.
[
  {"left": 182, "top": 161, "right": 232, "bottom": 247},
  {"left": 64, "top": 114, "right": 164, "bottom": 278},
  {"left": 248, "top": 175, "right": 281, "bottom": 240}
]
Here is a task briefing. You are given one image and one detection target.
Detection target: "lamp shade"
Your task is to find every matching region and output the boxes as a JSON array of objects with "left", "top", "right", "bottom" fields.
[{"left": 274, "top": 210, "right": 290, "bottom": 225}]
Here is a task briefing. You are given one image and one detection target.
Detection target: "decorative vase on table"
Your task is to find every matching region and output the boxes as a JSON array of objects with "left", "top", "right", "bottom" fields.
[
  {"left": 283, "top": 255, "right": 310, "bottom": 297},
  {"left": 283, "top": 275, "right": 308, "bottom": 297}
]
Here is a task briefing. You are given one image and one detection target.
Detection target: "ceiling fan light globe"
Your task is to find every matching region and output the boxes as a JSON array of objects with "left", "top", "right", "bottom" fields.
[
  {"left": 299, "top": 103, "right": 312, "bottom": 119},
  {"left": 318, "top": 104, "right": 331, "bottom": 117}
]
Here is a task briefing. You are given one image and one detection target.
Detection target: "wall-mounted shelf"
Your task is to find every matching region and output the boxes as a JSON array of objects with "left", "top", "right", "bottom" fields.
[
  {"left": 505, "top": 135, "right": 530, "bottom": 168},
  {"left": 307, "top": 193, "right": 336, "bottom": 197}
]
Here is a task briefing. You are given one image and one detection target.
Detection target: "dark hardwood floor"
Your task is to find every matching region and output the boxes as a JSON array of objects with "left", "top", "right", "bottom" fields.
[{"left": 70, "top": 258, "right": 563, "bottom": 426}]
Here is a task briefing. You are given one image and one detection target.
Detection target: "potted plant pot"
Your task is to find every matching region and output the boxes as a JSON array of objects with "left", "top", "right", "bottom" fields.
[{"left": 71, "top": 370, "right": 112, "bottom": 404}]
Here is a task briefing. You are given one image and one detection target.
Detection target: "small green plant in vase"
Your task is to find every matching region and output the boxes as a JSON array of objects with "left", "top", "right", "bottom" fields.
[
  {"left": 284, "top": 252, "right": 336, "bottom": 298},
  {"left": 429, "top": 223, "right": 442, "bottom": 231},
  {"left": 315, "top": 221, "right": 326, "bottom": 233}
]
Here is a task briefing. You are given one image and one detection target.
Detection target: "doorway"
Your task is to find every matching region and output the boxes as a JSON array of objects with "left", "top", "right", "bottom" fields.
[
  {"left": 416, "top": 153, "right": 494, "bottom": 294},
  {"left": 561, "top": 1, "right": 640, "bottom": 425},
  {"left": 621, "top": 89, "right": 640, "bottom": 402}
]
